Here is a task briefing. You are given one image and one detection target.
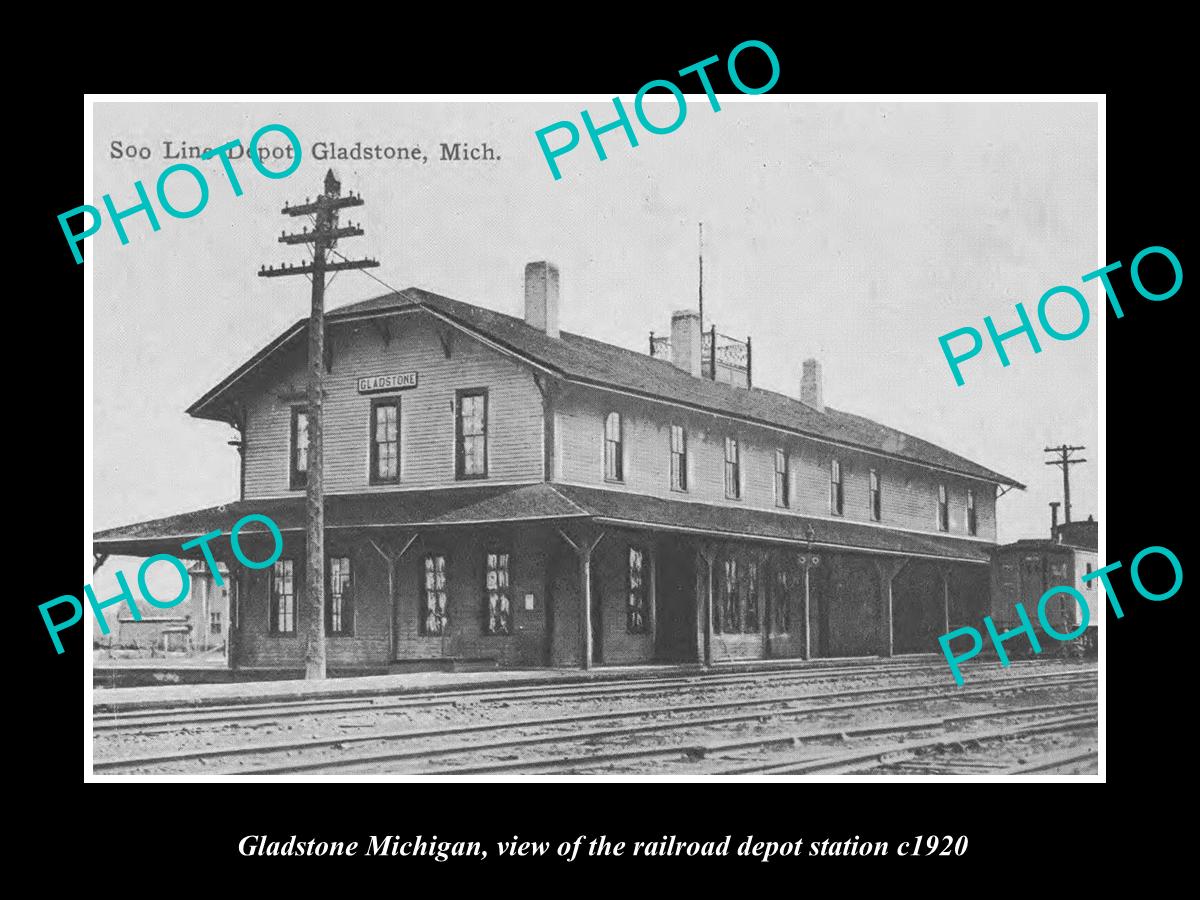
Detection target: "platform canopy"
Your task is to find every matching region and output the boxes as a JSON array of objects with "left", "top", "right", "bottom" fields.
[{"left": 94, "top": 483, "right": 992, "bottom": 565}]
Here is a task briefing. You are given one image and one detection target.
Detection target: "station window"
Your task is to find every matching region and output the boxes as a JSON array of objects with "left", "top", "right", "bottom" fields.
[
  {"left": 869, "top": 469, "right": 882, "bottom": 522},
  {"left": 370, "top": 398, "right": 401, "bottom": 484},
  {"left": 770, "top": 566, "right": 791, "bottom": 634},
  {"left": 744, "top": 560, "right": 760, "bottom": 633},
  {"left": 670, "top": 424, "right": 687, "bottom": 491},
  {"left": 725, "top": 437, "right": 741, "bottom": 499},
  {"left": 484, "top": 551, "right": 512, "bottom": 635},
  {"left": 269, "top": 558, "right": 296, "bottom": 635},
  {"left": 327, "top": 556, "right": 352, "bottom": 635},
  {"left": 209, "top": 610, "right": 222, "bottom": 635},
  {"left": 627, "top": 546, "right": 648, "bottom": 633},
  {"left": 420, "top": 553, "right": 449, "bottom": 635},
  {"left": 938, "top": 484, "right": 949, "bottom": 532},
  {"left": 456, "top": 390, "right": 488, "bottom": 479},
  {"left": 289, "top": 406, "right": 309, "bottom": 490},
  {"left": 775, "top": 449, "right": 790, "bottom": 508},
  {"left": 830, "top": 459, "right": 844, "bottom": 515},
  {"left": 967, "top": 488, "right": 977, "bottom": 536},
  {"left": 604, "top": 412, "right": 623, "bottom": 482},
  {"left": 1084, "top": 562, "right": 1094, "bottom": 589},
  {"left": 716, "top": 558, "right": 740, "bottom": 633}
]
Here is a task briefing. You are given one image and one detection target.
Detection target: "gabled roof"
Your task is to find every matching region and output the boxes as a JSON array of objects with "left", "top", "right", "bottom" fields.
[
  {"left": 93, "top": 484, "right": 990, "bottom": 564},
  {"left": 188, "top": 287, "right": 1023, "bottom": 489}
]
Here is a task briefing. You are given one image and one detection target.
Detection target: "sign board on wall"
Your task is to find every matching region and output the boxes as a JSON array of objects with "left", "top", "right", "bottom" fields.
[{"left": 357, "top": 372, "right": 418, "bottom": 394}]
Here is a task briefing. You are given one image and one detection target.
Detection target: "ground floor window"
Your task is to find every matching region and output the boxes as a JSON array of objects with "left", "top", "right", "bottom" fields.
[
  {"left": 770, "top": 566, "right": 793, "bottom": 634},
  {"left": 328, "top": 556, "right": 353, "bottom": 635},
  {"left": 270, "top": 559, "right": 296, "bottom": 635},
  {"left": 421, "top": 553, "right": 449, "bottom": 635},
  {"left": 716, "top": 559, "right": 740, "bottom": 634},
  {"left": 743, "top": 560, "right": 760, "bottom": 633},
  {"left": 627, "top": 546, "right": 647, "bottom": 633},
  {"left": 485, "top": 551, "right": 512, "bottom": 635},
  {"left": 209, "top": 610, "right": 222, "bottom": 635}
]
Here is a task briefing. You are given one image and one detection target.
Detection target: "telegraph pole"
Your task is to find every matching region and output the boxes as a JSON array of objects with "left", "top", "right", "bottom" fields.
[
  {"left": 1044, "top": 444, "right": 1087, "bottom": 524},
  {"left": 259, "top": 169, "right": 379, "bottom": 679}
]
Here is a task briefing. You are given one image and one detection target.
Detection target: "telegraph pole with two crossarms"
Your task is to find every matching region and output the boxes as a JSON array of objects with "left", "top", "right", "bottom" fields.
[
  {"left": 259, "top": 169, "right": 379, "bottom": 679},
  {"left": 1044, "top": 444, "right": 1087, "bottom": 525}
]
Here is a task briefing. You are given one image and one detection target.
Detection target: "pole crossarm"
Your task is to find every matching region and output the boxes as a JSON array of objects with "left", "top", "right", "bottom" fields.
[
  {"left": 259, "top": 259, "right": 380, "bottom": 277},
  {"left": 282, "top": 194, "right": 365, "bottom": 216},
  {"left": 278, "top": 225, "right": 365, "bottom": 245}
]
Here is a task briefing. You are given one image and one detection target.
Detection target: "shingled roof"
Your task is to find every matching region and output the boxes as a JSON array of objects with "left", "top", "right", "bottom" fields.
[
  {"left": 94, "top": 483, "right": 990, "bottom": 564},
  {"left": 188, "top": 287, "right": 1023, "bottom": 488}
]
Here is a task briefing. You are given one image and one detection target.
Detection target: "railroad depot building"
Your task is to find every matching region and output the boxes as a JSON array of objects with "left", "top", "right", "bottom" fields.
[{"left": 94, "top": 262, "right": 1024, "bottom": 673}]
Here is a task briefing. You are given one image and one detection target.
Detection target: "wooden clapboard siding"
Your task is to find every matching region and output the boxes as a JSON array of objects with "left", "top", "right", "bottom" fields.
[
  {"left": 242, "top": 310, "right": 543, "bottom": 499},
  {"left": 554, "top": 387, "right": 998, "bottom": 543}
]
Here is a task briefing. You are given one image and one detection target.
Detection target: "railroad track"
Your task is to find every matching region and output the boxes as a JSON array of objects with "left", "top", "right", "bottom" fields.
[
  {"left": 272, "top": 704, "right": 1099, "bottom": 777},
  {"left": 93, "top": 668, "right": 1096, "bottom": 775},
  {"left": 93, "top": 658, "right": 1082, "bottom": 733}
]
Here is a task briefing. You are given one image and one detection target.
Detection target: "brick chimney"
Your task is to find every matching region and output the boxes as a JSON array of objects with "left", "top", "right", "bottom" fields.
[
  {"left": 1050, "top": 502, "right": 1061, "bottom": 540},
  {"left": 671, "top": 309, "right": 702, "bottom": 377},
  {"left": 800, "top": 358, "right": 824, "bottom": 412},
  {"left": 524, "top": 261, "right": 560, "bottom": 338}
]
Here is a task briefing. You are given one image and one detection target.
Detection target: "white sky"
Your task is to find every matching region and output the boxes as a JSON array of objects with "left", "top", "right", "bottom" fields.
[{"left": 93, "top": 100, "right": 1098, "bottom": 543}]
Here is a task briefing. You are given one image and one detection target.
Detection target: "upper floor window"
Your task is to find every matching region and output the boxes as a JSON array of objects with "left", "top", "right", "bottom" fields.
[
  {"left": 670, "top": 424, "right": 687, "bottom": 491},
  {"left": 327, "top": 556, "right": 353, "bottom": 635},
  {"left": 604, "top": 412, "right": 623, "bottom": 482},
  {"left": 967, "top": 488, "right": 977, "bottom": 536},
  {"left": 627, "top": 546, "right": 648, "bottom": 633},
  {"left": 1084, "top": 562, "right": 1094, "bottom": 589},
  {"left": 209, "top": 610, "right": 222, "bottom": 635},
  {"left": 937, "top": 484, "right": 949, "bottom": 532},
  {"left": 456, "top": 390, "right": 488, "bottom": 479},
  {"left": 869, "top": 469, "right": 882, "bottom": 522},
  {"left": 775, "top": 449, "right": 790, "bottom": 508},
  {"left": 725, "top": 437, "right": 741, "bottom": 499},
  {"left": 420, "top": 553, "right": 449, "bottom": 635},
  {"left": 289, "top": 406, "right": 309, "bottom": 490},
  {"left": 484, "top": 551, "right": 512, "bottom": 635},
  {"left": 830, "top": 459, "right": 844, "bottom": 515},
  {"left": 269, "top": 558, "right": 296, "bottom": 635},
  {"left": 370, "top": 398, "right": 401, "bottom": 484}
]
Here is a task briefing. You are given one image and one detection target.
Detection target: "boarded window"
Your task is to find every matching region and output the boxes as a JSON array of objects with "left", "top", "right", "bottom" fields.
[
  {"left": 869, "top": 469, "right": 882, "bottom": 522},
  {"left": 670, "top": 424, "right": 687, "bottom": 491},
  {"left": 327, "top": 556, "right": 352, "bottom": 635},
  {"left": 627, "top": 546, "right": 647, "bottom": 633},
  {"left": 456, "top": 391, "right": 488, "bottom": 478},
  {"left": 421, "top": 553, "right": 449, "bottom": 635},
  {"left": 775, "top": 449, "right": 789, "bottom": 508},
  {"left": 485, "top": 551, "right": 512, "bottom": 635},
  {"left": 371, "top": 399, "right": 400, "bottom": 484},
  {"left": 290, "top": 407, "right": 309, "bottom": 490},
  {"left": 830, "top": 459, "right": 843, "bottom": 515},
  {"left": 967, "top": 488, "right": 977, "bottom": 535},
  {"left": 605, "top": 412, "right": 623, "bottom": 481},
  {"left": 938, "top": 484, "right": 949, "bottom": 531},
  {"left": 270, "top": 558, "right": 296, "bottom": 634},
  {"left": 725, "top": 437, "right": 740, "bottom": 499}
]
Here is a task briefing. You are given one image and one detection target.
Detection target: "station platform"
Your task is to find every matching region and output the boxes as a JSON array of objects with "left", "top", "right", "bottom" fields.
[{"left": 92, "top": 654, "right": 946, "bottom": 714}]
